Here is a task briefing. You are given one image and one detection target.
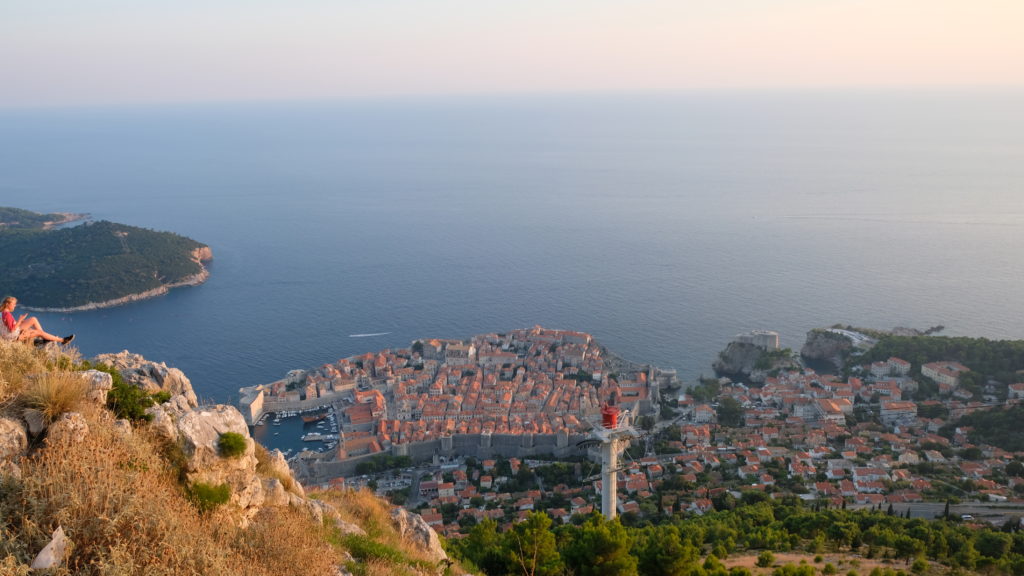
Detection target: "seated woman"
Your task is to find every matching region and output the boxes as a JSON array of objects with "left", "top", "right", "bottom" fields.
[{"left": 0, "top": 296, "right": 74, "bottom": 344}]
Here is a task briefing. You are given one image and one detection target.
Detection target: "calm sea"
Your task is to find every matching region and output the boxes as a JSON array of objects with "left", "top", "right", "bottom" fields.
[{"left": 1, "top": 90, "right": 1022, "bottom": 402}]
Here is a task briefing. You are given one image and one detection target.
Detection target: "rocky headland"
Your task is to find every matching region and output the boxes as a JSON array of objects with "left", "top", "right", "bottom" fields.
[
  {"left": 799, "top": 328, "right": 858, "bottom": 371},
  {"left": 712, "top": 341, "right": 800, "bottom": 383},
  {"left": 0, "top": 343, "right": 449, "bottom": 574}
]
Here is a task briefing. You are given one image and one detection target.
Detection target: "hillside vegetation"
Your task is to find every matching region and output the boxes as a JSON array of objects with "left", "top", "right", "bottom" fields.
[
  {"left": 0, "top": 340, "right": 459, "bottom": 575},
  {"left": 944, "top": 404, "right": 1024, "bottom": 452},
  {"left": 0, "top": 209, "right": 211, "bottom": 309},
  {"left": 449, "top": 497, "right": 1024, "bottom": 576},
  {"left": 0, "top": 208, "right": 77, "bottom": 231},
  {"left": 857, "top": 335, "right": 1024, "bottom": 385}
]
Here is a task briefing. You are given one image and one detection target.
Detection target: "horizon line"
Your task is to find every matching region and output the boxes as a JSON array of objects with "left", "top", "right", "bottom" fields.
[{"left": 2, "top": 84, "right": 1023, "bottom": 113}]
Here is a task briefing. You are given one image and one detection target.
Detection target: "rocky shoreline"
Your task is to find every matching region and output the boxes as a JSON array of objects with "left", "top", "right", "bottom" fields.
[
  {"left": 23, "top": 246, "right": 213, "bottom": 313},
  {"left": 40, "top": 212, "right": 89, "bottom": 230}
]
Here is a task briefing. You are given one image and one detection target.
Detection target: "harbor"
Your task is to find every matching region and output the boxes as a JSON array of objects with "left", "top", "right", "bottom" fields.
[{"left": 250, "top": 406, "right": 340, "bottom": 460}]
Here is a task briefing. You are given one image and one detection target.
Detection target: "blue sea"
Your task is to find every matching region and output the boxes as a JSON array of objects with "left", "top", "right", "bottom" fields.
[{"left": 1, "top": 90, "right": 1022, "bottom": 403}]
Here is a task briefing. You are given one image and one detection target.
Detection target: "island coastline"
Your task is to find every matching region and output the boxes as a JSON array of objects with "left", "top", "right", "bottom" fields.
[
  {"left": 21, "top": 246, "right": 213, "bottom": 313},
  {"left": 41, "top": 212, "right": 90, "bottom": 230}
]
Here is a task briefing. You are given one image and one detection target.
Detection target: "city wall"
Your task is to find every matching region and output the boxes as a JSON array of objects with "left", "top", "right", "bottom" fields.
[{"left": 307, "top": 431, "right": 591, "bottom": 482}]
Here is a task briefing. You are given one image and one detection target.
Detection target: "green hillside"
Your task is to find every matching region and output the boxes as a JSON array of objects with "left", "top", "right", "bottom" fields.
[
  {"left": 0, "top": 207, "right": 75, "bottom": 230},
  {"left": 0, "top": 210, "right": 210, "bottom": 309}
]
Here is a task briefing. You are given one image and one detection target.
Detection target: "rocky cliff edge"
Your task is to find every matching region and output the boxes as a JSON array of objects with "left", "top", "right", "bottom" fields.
[{"left": 0, "top": 343, "right": 451, "bottom": 575}]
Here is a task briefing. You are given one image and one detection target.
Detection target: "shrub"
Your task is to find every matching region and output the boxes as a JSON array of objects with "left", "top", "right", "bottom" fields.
[
  {"left": 152, "top": 390, "right": 172, "bottom": 404},
  {"left": 218, "top": 432, "right": 247, "bottom": 458},
  {"left": 758, "top": 551, "right": 776, "bottom": 568},
  {"left": 824, "top": 563, "right": 837, "bottom": 575},
  {"left": 22, "top": 370, "right": 88, "bottom": 423},
  {"left": 81, "top": 361, "right": 155, "bottom": 421},
  {"left": 188, "top": 481, "right": 231, "bottom": 513},
  {"left": 341, "top": 533, "right": 406, "bottom": 564}
]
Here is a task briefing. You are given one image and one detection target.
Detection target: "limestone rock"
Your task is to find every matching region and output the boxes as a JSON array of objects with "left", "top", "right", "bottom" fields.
[
  {"left": 233, "top": 473, "right": 265, "bottom": 511},
  {"left": 177, "top": 405, "right": 252, "bottom": 471},
  {"left": 46, "top": 413, "right": 89, "bottom": 446},
  {"left": 712, "top": 341, "right": 763, "bottom": 379},
  {"left": 265, "top": 449, "right": 304, "bottom": 497},
  {"left": 30, "top": 526, "right": 68, "bottom": 570},
  {"left": 713, "top": 340, "right": 798, "bottom": 383},
  {"left": 0, "top": 460, "right": 21, "bottom": 480},
  {"left": 177, "top": 405, "right": 263, "bottom": 521},
  {"left": 391, "top": 508, "right": 448, "bottom": 563},
  {"left": 291, "top": 478, "right": 306, "bottom": 498},
  {"left": 800, "top": 329, "right": 856, "bottom": 371},
  {"left": 318, "top": 500, "right": 341, "bottom": 523},
  {"left": 263, "top": 477, "right": 289, "bottom": 507},
  {"left": 265, "top": 449, "right": 293, "bottom": 482},
  {"left": 80, "top": 369, "right": 113, "bottom": 405},
  {"left": 165, "top": 394, "right": 193, "bottom": 415},
  {"left": 93, "top": 351, "right": 199, "bottom": 408},
  {"left": 22, "top": 409, "right": 47, "bottom": 437},
  {"left": 145, "top": 405, "right": 178, "bottom": 442},
  {"left": 305, "top": 499, "right": 325, "bottom": 525},
  {"left": 0, "top": 417, "right": 28, "bottom": 462},
  {"left": 334, "top": 518, "right": 366, "bottom": 537},
  {"left": 114, "top": 419, "right": 133, "bottom": 436}
]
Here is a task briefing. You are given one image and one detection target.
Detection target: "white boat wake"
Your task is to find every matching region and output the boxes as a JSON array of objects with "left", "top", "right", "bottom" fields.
[{"left": 348, "top": 332, "right": 391, "bottom": 338}]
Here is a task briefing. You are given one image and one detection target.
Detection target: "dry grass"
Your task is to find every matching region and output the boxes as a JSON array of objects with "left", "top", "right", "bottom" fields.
[
  {"left": 0, "top": 339, "right": 49, "bottom": 407},
  {"left": 20, "top": 371, "right": 88, "bottom": 424},
  {"left": 321, "top": 487, "right": 397, "bottom": 541},
  {"left": 725, "top": 552, "right": 944, "bottom": 576},
  {"left": 230, "top": 506, "right": 342, "bottom": 575},
  {"left": 0, "top": 340, "right": 451, "bottom": 575},
  {"left": 0, "top": 407, "right": 342, "bottom": 575},
  {"left": 254, "top": 443, "right": 300, "bottom": 495},
  {"left": 317, "top": 487, "right": 470, "bottom": 576}
]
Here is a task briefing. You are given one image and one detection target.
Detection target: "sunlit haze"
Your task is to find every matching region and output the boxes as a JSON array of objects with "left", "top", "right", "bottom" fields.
[{"left": 2, "top": 0, "right": 1023, "bottom": 107}]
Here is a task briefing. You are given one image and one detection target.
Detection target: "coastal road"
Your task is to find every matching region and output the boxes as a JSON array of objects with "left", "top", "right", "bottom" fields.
[{"left": 851, "top": 501, "right": 1024, "bottom": 526}]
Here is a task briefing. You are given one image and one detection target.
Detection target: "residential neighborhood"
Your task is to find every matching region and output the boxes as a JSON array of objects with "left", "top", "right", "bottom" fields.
[{"left": 242, "top": 328, "right": 1024, "bottom": 538}]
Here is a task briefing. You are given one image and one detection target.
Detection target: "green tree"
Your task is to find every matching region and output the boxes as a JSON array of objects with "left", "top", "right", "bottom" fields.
[
  {"left": 757, "top": 551, "right": 776, "bottom": 568},
  {"left": 561, "top": 515, "right": 637, "bottom": 576},
  {"left": 1007, "top": 460, "right": 1024, "bottom": 477},
  {"left": 506, "top": 512, "right": 563, "bottom": 576},
  {"left": 976, "top": 531, "right": 1013, "bottom": 559},
  {"left": 717, "top": 397, "right": 744, "bottom": 427},
  {"left": 459, "top": 519, "right": 507, "bottom": 575}
]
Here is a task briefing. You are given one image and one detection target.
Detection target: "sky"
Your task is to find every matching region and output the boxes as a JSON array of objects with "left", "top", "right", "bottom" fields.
[{"left": 2, "top": 0, "right": 1023, "bottom": 107}]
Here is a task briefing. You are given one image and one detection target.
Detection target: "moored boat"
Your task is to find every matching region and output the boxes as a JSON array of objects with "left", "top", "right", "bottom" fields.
[{"left": 302, "top": 412, "right": 328, "bottom": 424}]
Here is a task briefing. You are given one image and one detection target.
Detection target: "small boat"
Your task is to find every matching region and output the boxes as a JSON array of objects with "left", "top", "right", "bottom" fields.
[{"left": 302, "top": 413, "right": 328, "bottom": 424}]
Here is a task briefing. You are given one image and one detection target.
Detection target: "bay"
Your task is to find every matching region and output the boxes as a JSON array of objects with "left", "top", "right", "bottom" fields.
[{"left": 1, "top": 90, "right": 1022, "bottom": 402}]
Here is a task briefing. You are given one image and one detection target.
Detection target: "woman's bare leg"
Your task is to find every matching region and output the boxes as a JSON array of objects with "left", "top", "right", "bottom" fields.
[
  {"left": 17, "top": 327, "right": 63, "bottom": 342},
  {"left": 16, "top": 316, "right": 44, "bottom": 332}
]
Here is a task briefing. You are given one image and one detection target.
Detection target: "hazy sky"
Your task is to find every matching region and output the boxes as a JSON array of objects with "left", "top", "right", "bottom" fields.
[{"left": 2, "top": 0, "right": 1022, "bottom": 107}]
